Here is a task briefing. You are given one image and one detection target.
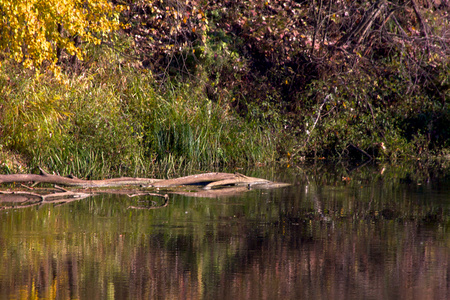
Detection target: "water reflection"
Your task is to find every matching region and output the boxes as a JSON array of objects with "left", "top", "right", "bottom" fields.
[{"left": 0, "top": 164, "right": 449, "bottom": 299}]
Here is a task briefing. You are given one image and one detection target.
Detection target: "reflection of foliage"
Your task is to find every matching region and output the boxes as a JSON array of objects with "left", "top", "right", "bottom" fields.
[
  {"left": 1, "top": 0, "right": 450, "bottom": 173},
  {"left": 0, "top": 165, "right": 449, "bottom": 298}
]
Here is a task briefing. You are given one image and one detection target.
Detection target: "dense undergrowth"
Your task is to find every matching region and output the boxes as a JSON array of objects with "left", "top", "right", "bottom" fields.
[
  {"left": 1, "top": 0, "right": 450, "bottom": 178},
  {"left": 0, "top": 45, "right": 278, "bottom": 177}
]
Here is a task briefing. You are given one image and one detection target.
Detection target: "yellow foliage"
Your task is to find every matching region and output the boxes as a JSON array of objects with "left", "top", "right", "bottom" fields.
[{"left": 0, "top": 0, "right": 125, "bottom": 77}]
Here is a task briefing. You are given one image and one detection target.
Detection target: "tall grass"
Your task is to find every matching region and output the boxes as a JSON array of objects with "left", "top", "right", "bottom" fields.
[{"left": 0, "top": 46, "right": 279, "bottom": 178}]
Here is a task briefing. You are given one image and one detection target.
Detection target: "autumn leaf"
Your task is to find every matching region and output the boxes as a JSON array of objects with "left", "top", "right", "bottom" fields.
[{"left": 0, "top": 0, "right": 124, "bottom": 76}]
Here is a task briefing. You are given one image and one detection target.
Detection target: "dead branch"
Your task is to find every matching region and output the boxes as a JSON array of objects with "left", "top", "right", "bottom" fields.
[
  {"left": 348, "top": 143, "right": 373, "bottom": 161},
  {"left": 151, "top": 172, "right": 258, "bottom": 187},
  {"left": 337, "top": 0, "right": 387, "bottom": 47},
  {"left": 0, "top": 168, "right": 161, "bottom": 187},
  {"left": 0, "top": 169, "right": 282, "bottom": 190},
  {"left": 203, "top": 177, "right": 270, "bottom": 190},
  {"left": 0, "top": 171, "right": 289, "bottom": 210}
]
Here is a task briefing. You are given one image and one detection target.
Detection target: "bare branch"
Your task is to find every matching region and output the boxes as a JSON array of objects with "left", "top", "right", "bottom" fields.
[{"left": 0, "top": 172, "right": 289, "bottom": 210}]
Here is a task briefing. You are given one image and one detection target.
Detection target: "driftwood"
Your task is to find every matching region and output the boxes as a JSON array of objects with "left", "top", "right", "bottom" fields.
[
  {"left": 0, "top": 169, "right": 289, "bottom": 210},
  {"left": 0, "top": 168, "right": 273, "bottom": 188},
  {"left": 0, "top": 168, "right": 161, "bottom": 188}
]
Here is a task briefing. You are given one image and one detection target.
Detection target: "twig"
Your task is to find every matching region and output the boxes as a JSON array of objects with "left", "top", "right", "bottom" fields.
[
  {"left": 54, "top": 185, "right": 69, "bottom": 192},
  {"left": 305, "top": 93, "right": 333, "bottom": 145},
  {"left": 349, "top": 143, "right": 373, "bottom": 161},
  {"left": 20, "top": 184, "right": 34, "bottom": 190}
]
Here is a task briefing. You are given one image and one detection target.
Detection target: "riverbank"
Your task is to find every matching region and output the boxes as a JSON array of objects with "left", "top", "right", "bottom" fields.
[
  {"left": 0, "top": 54, "right": 279, "bottom": 178},
  {"left": 1, "top": 1, "right": 449, "bottom": 177},
  {"left": 0, "top": 47, "right": 449, "bottom": 178}
]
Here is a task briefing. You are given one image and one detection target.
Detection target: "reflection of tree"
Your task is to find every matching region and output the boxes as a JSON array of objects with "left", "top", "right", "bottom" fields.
[
  {"left": 199, "top": 214, "right": 449, "bottom": 299},
  {"left": 1, "top": 218, "right": 448, "bottom": 299}
]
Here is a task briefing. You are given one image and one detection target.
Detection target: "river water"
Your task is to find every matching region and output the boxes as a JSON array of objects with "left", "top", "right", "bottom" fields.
[{"left": 0, "top": 163, "right": 449, "bottom": 299}]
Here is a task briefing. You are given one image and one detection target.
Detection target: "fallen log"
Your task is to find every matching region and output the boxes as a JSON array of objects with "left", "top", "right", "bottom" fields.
[
  {"left": 0, "top": 169, "right": 285, "bottom": 189},
  {"left": 152, "top": 172, "right": 270, "bottom": 188},
  {"left": 0, "top": 169, "right": 290, "bottom": 210}
]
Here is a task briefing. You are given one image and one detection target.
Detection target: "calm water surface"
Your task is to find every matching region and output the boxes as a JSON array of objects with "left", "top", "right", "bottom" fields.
[{"left": 0, "top": 164, "right": 449, "bottom": 299}]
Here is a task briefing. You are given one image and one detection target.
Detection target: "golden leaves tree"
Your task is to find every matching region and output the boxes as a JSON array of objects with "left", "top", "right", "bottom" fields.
[{"left": 0, "top": 0, "right": 125, "bottom": 76}]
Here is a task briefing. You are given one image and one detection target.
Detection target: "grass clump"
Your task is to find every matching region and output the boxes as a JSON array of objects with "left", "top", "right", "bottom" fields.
[{"left": 0, "top": 47, "right": 279, "bottom": 178}]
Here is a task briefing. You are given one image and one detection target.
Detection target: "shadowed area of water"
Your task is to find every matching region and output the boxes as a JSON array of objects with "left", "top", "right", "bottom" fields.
[{"left": 0, "top": 163, "right": 449, "bottom": 299}]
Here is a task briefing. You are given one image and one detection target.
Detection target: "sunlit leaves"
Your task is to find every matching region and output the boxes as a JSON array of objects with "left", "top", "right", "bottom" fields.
[{"left": 0, "top": 0, "right": 125, "bottom": 76}]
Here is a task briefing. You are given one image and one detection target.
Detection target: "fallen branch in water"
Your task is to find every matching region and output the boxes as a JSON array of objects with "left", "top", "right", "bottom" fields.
[
  {"left": 0, "top": 168, "right": 275, "bottom": 189},
  {"left": 0, "top": 167, "right": 161, "bottom": 188},
  {"left": 0, "top": 169, "right": 289, "bottom": 210}
]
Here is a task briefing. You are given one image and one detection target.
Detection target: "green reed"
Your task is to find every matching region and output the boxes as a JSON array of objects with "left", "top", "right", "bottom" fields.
[{"left": 0, "top": 54, "right": 279, "bottom": 178}]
